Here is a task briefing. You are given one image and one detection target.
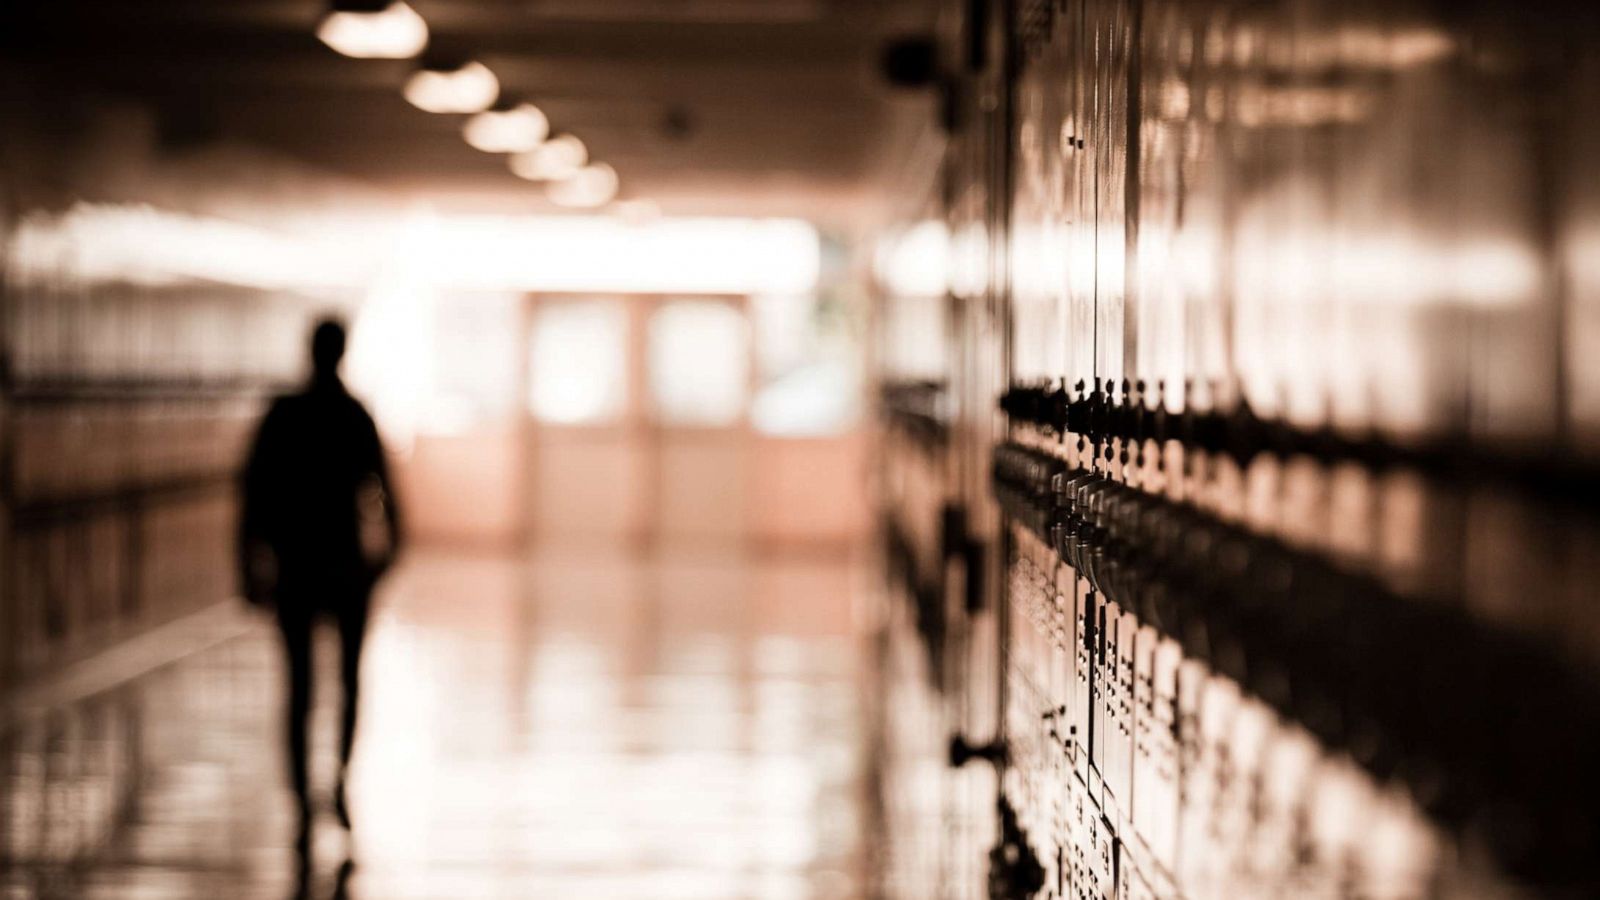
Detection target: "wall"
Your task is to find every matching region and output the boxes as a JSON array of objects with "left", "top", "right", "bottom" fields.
[{"left": 395, "top": 428, "right": 526, "bottom": 548}]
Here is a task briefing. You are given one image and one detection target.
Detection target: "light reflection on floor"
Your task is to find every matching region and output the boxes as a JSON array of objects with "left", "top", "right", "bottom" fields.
[{"left": 2, "top": 549, "right": 868, "bottom": 899}]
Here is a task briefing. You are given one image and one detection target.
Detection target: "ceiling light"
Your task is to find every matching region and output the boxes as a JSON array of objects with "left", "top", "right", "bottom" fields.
[
  {"left": 509, "top": 134, "right": 588, "bottom": 181},
  {"left": 547, "top": 163, "right": 619, "bottom": 209},
  {"left": 317, "top": 1, "right": 428, "bottom": 59},
  {"left": 403, "top": 60, "right": 498, "bottom": 113},
  {"left": 463, "top": 102, "right": 549, "bottom": 153}
]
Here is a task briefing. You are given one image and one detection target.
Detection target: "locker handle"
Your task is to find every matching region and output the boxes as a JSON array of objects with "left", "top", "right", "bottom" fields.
[{"left": 949, "top": 734, "right": 1007, "bottom": 768}]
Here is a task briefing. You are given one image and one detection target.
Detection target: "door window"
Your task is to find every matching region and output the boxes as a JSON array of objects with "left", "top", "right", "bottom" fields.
[
  {"left": 528, "top": 299, "right": 628, "bottom": 425},
  {"left": 646, "top": 300, "right": 748, "bottom": 427}
]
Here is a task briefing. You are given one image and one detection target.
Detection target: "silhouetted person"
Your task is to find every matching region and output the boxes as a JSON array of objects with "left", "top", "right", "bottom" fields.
[{"left": 238, "top": 318, "right": 402, "bottom": 862}]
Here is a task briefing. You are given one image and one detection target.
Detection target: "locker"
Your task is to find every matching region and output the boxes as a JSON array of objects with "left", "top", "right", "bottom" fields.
[
  {"left": 1147, "top": 637, "right": 1181, "bottom": 873},
  {"left": 874, "top": 0, "right": 1600, "bottom": 895}
]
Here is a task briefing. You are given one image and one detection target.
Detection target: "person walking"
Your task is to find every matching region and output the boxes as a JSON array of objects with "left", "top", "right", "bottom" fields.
[{"left": 237, "top": 317, "right": 402, "bottom": 862}]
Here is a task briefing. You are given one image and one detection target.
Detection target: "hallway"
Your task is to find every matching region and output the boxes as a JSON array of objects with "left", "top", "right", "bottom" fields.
[
  {"left": 3, "top": 551, "right": 870, "bottom": 899},
  {"left": 7, "top": 0, "right": 1600, "bottom": 894}
]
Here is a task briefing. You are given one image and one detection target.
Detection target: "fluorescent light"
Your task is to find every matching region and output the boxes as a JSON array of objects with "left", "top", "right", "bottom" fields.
[
  {"left": 403, "top": 61, "right": 499, "bottom": 113},
  {"left": 3, "top": 202, "right": 377, "bottom": 292},
  {"left": 394, "top": 215, "right": 821, "bottom": 294},
  {"left": 317, "top": 2, "right": 428, "bottom": 59},
  {"left": 4, "top": 205, "right": 821, "bottom": 296},
  {"left": 509, "top": 134, "right": 587, "bottom": 181},
  {"left": 463, "top": 103, "right": 549, "bottom": 153},
  {"left": 547, "top": 163, "right": 619, "bottom": 209}
]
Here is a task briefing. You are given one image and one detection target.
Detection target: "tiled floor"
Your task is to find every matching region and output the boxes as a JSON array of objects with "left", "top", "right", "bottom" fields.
[{"left": 2, "top": 549, "right": 870, "bottom": 899}]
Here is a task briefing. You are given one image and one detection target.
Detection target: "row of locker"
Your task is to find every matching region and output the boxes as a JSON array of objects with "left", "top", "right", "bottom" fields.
[
  {"left": 870, "top": 0, "right": 1600, "bottom": 895},
  {"left": 1004, "top": 0, "right": 1598, "bottom": 445},
  {"left": 1, "top": 398, "right": 317, "bottom": 690},
  {"left": 2, "top": 226, "right": 337, "bottom": 681},
  {"left": 4, "top": 283, "right": 320, "bottom": 386},
  {"left": 984, "top": 385, "right": 1600, "bottom": 895},
  {"left": 873, "top": 399, "right": 1565, "bottom": 897},
  {"left": 875, "top": 370, "right": 1600, "bottom": 894},
  {"left": 1000, "top": 514, "right": 1504, "bottom": 898},
  {"left": 8, "top": 399, "right": 259, "bottom": 507},
  {"left": 4, "top": 493, "right": 236, "bottom": 682},
  {"left": 1, "top": 392, "right": 282, "bottom": 691}
]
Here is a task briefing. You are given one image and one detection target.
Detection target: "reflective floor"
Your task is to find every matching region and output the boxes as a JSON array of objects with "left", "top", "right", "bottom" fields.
[{"left": 2, "top": 549, "right": 869, "bottom": 899}]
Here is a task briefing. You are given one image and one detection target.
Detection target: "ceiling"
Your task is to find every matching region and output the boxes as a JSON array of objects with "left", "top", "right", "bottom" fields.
[{"left": 0, "top": 0, "right": 940, "bottom": 228}]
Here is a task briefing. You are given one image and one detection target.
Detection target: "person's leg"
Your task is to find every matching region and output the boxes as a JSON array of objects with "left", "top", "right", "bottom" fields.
[
  {"left": 333, "top": 590, "right": 371, "bottom": 829},
  {"left": 276, "top": 604, "right": 315, "bottom": 853}
]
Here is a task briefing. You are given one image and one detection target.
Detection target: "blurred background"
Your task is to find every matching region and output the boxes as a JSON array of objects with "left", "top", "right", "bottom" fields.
[
  {"left": 0, "top": 3, "right": 935, "bottom": 897},
  {"left": 3, "top": 0, "right": 1600, "bottom": 898}
]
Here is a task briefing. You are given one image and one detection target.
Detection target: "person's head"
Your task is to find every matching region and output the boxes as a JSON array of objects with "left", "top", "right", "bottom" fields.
[{"left": 310, "top": 317, "right": 347, "bottom": 382}]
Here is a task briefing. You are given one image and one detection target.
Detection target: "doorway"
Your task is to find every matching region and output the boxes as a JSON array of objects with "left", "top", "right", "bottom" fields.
[{"left": 523, "top": 294, "right": 754, "bottom": 550}]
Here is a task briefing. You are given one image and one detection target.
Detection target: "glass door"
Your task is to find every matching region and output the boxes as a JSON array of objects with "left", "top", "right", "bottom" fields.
[
  {"left": 524, "top": 296, "right": 642, "bottom": 545},
  {"left": 524, "top": 294, "right": 754, "bottom": 549},
  {"left": 643, "top": 297, "right": 752, "bottom": 547}
]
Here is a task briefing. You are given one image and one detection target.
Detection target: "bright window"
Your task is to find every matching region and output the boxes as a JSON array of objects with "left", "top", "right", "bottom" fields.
[
  {"left": 647, "top": 300, "right": 748, "bottom": 427},
  {"left": 528, "top": 299, "right": 628, "bottom": 425},
  {"left": 749, "top": 294, "right": 862, "bottom": 436}
]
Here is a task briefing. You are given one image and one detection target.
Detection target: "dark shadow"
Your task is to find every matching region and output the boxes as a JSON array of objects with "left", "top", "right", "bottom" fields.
[
  {"left": 289, "top": 851, "right": 313, "bottom": 900},
  {"left": 331, "top": 855, "right": 358, "bottom": 900},
  {"left": 285, "top": 853, "right": 356, "bottom": 900}
]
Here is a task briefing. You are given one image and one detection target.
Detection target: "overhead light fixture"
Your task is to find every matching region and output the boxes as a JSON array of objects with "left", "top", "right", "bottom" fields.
[
  {"left": 547, "top": 163, "right": 619, "bottom": 209},
  {"left": 317, "top": 1, "right": 428, "bottom": 59},
  {"left": 463, "top": 102, "right": 549, "bottom": 153},
  {"left": 403, "top": 60, "right": 499, "bottom": 113},
  {"left": 509, "top": 134, "right": 587, "bottom": 181}
]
